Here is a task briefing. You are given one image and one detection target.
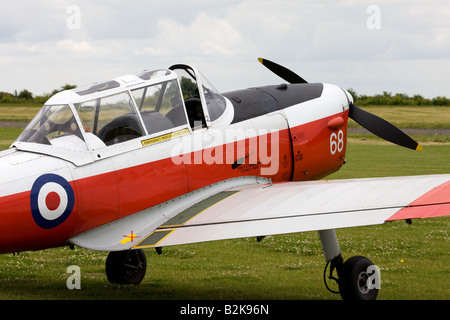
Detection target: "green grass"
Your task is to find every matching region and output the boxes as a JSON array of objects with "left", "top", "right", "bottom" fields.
[
  {"left": 0, "top": 103, "right": 41, "bottom": 122},
  {"left": 347, "top": 105, "right": 450, "bottom": 129},
  {"left": 1, "top": 103, "right": 449, "bottom": 128},
  {"left": 0, "top": 127, "right": 22, "bottom": 150},
  {"left": 0, "top": 105, "right": 449, "bottom": 300},
  {"left": 330, "top": 139, "right": 450, "bottom": 178},
  {"left": 0, "top": 139, "right": 448, "bottom": 300},
  {"left": 0, "top": 218, "right": 448, "bottom": 300}
]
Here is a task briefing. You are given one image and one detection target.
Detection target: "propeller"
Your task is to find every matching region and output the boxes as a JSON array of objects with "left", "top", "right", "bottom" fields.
[
  {"left": 348, "top": 103, "right": 422, "bottom": 151},
  {"left": 258, "top": 58, "right": 308, "bottom": 84},
  {"left": 258, "top": 57, "right": 422, "bottom": 151}
]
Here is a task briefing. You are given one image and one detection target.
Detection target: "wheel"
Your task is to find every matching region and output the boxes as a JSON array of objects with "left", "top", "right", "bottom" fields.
[
  {"left": 105, "top": 249, "right": 147, "bottom": 285},
  {"left": 338, "top": 256, "right": 379, "bottom": 300}
]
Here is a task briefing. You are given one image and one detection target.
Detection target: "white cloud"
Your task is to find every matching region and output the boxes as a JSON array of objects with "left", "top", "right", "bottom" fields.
[
  {"left": 56, "top": 39, "right": 95, "bottom": 53},
  {"left": 135, "top": 12, "right": 249, "bottom": 58},
  {"left": 0, "top": 0, "right": 449, "bottom": 98}
]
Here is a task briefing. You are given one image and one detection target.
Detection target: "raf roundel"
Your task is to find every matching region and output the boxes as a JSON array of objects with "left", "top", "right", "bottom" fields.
[{"left": 30, "top": 174, "right": 75, "bottom": 229}]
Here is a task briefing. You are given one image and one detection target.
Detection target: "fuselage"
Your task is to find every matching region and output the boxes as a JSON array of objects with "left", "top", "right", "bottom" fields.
[{"left": 0, "top": 67, "right": 351, "bottom": 254}]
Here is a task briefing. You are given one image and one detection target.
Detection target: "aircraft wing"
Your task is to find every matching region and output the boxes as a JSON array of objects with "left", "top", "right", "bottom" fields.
[{"left": 69, "top": 174, "right": 450, "bottom": 252}]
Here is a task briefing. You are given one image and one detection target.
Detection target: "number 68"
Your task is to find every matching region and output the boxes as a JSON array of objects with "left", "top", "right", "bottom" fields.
[{"left": 330, "top": 130, "right": 344, "bottom": 155}]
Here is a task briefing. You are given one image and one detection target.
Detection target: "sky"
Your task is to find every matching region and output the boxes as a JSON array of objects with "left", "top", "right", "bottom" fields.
[{"left": 1, "top": 0, "right": 449, "bottom": 99}]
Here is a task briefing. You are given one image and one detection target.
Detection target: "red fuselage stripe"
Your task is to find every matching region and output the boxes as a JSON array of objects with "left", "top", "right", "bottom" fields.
[{"left": 0, "top": 111, "right": 348, "bottom": 253}]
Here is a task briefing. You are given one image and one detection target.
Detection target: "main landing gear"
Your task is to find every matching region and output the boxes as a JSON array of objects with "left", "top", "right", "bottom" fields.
[
  {"left": 104, "top": 230, "right": 379, "bottom": 300},
  {"left": 105, "top": 249, "right": 147, "bottom": 285},
  {"left": 319, "top": 229, "right": 380, "bottom": 300}
]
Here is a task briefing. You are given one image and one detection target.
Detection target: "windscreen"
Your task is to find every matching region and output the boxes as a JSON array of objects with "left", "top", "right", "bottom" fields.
[{"left": 17, "top": 104, "right": 86, "bottom": 149}]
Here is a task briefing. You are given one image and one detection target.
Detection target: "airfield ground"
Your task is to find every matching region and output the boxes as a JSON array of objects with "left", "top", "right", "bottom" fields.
[{"left": 0, "top": 104, "right": 448, "bottom": 300}]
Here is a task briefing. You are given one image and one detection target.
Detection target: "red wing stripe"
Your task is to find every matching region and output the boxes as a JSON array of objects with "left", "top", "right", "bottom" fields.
[
  {"left": 408, "top": 180, "right": 450, "bottom": 206},
  {"left": 387, "top": 181, "right": 450, "bottom": 221}
]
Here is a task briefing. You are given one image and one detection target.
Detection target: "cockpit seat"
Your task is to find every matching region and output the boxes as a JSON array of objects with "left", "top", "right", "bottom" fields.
[
  {"left": 97, "top": 114, "right": 144, "bottom": 146},
  {"left": 140, "top": 110, "right": 174, "bottom": 135},
  {"left": 184, "top": 98, "right": 205, "bottom": 128},
  {"left": 166, "top": 106, "right": 187, "bottom": 127}
]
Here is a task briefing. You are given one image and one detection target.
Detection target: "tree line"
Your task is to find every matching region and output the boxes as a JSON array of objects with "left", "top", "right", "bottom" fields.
[
  {"left": 0, "top": 85, "right": 449, "bottom": 106},
  {"left": 347, "top": 89, "right": 450, "bottom": 106},
  {"left": 0, "top": 84, "right": 77, "bottom": 104}
]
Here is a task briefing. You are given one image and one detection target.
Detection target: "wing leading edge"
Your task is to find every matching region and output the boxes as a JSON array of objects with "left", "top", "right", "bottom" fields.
[{"left": 69, "top": 174, "right": 450, "bottom": 251}]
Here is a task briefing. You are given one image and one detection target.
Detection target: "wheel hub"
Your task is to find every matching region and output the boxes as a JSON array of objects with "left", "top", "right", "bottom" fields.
[{"left": 357, "top": 271, "right": 370, "bottom": 295}]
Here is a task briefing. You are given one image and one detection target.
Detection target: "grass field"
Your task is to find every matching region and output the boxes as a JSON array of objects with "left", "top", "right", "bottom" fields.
[
  {"left": 0, "top": 127, "right": 23, "bottom": 150},
  {"left": 1, "top": 102, "right": 449, "bottom": 127},
  {"left": 347, "top": 105, "right": 450, "bottom": 129},
  {"left": 0, "top": 104, "right": 448, "bottom": 300},
  {"left": 0, "top": 103, "right": 41, "bottom": 122}
]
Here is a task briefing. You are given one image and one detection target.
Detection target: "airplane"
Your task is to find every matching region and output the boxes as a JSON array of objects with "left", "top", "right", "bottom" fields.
[{"left": 0, "top": 58, "right": 449, "bottom": 300}]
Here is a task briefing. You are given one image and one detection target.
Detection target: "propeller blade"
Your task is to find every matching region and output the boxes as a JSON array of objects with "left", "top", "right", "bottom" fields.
[
  {"left": 258, "top": 57, "right": 308, "bottom": 84},
  {"left": 349, "top": 103, "right": 423, "bottom": 151},
  {"left": 257, "top": 57, "right": 422, "bottom": 151}
]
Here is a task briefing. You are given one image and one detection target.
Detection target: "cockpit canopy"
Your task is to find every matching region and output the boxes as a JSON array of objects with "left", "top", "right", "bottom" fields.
[
  {"left": 14, "top": 65, "right": 229, "bottom": 164},
  {"left": 17, "top": 103, "right": 86, "bottom": 147},
  {"left": 169, "top": 64, "right": 226, "bottom": 125}
]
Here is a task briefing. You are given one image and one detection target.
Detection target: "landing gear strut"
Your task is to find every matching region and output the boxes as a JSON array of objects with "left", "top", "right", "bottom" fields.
[
  {"left": 105, "top": 249, "right": 147, "bottom": 285},
  {"left": 318, "top": 229, "right": 379, "bottom": 300}
]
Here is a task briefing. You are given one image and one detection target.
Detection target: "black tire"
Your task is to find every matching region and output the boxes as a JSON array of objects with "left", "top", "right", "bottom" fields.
[
  {"left": 338, "top": 256, "right": 379, "bottom": 300},
  {"left": 105, "top": 249, "right": 147, "bottom": 285}
]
